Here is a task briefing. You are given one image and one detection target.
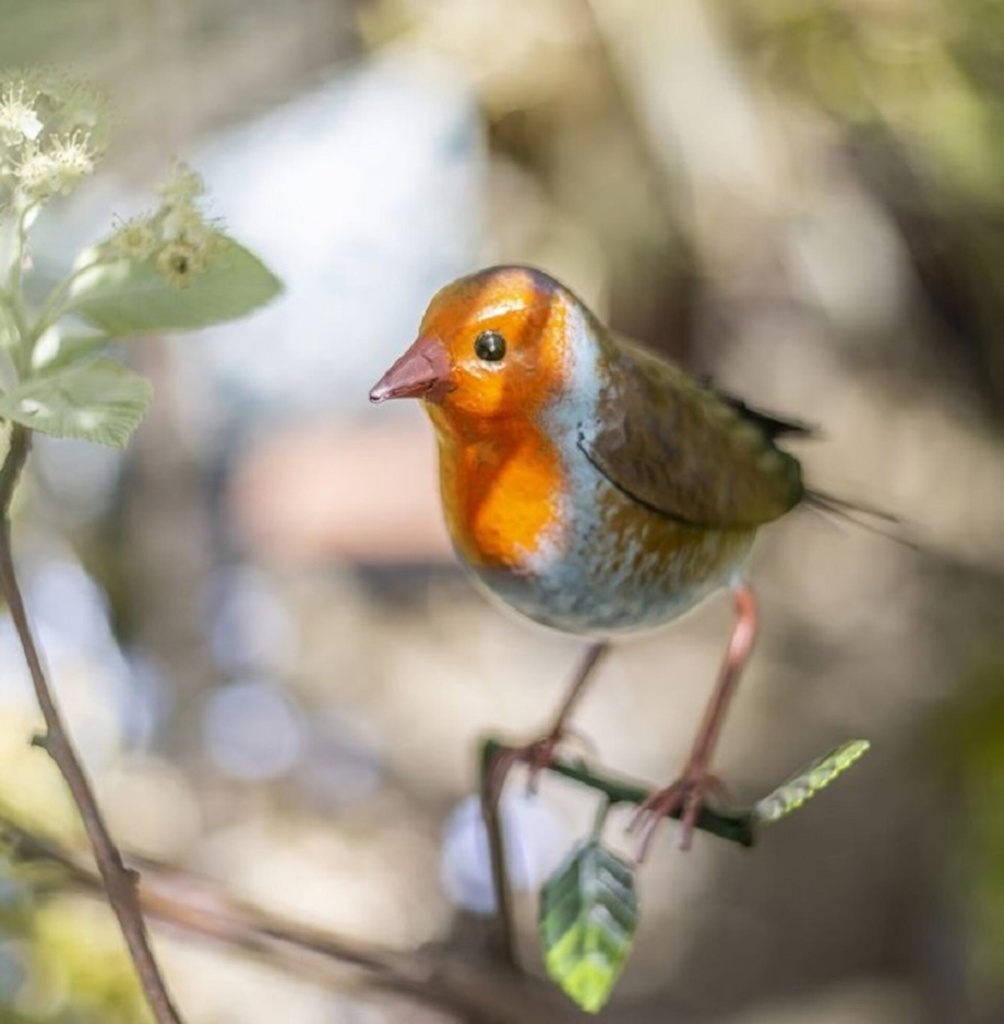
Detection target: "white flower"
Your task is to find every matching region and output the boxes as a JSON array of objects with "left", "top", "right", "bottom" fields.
[
  {"left": 0, "top": 81, "right": 42, "bottom": 145},
  {"left": 108, "top": 218, "right": 157, "bottom": 261},
  {"left": 15, "top": 131, "right": 95, "bottom": 199}
]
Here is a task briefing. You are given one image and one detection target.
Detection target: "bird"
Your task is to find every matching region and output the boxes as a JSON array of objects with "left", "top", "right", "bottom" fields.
[{"left": 369, "top": 264, "right": 844, "bottom": 857}]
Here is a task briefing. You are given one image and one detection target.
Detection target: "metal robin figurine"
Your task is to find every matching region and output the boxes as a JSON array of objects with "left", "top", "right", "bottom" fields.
[{"left": 371, "top": 265, "right": 829, "bottom": 856}]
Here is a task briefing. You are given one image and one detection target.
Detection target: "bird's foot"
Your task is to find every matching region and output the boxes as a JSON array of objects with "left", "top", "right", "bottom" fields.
[
  {"left": 486, "top": 728, "right": 596, "bottom": 808},
  {"left": 627, "top": 768, "right": 731, "bottom": 861}
]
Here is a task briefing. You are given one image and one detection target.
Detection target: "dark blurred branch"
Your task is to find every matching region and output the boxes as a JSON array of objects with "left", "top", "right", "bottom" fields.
[
  {"left": 0, "top": 814, "right": 594, "bottom": 1024},
  {"left": 0, "top": 424, "right": 186, "bottom": 1024}
]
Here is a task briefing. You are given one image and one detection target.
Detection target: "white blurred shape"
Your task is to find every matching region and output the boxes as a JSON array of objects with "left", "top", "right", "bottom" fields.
[
  {"left": 0, "top": 557, "right": 131, "bottom": 766},
  {"left": 440, "top": 792, "right": 565, "bottom": 914},
  {"left": 596, "top": 0, "right": 774, "bottom": 197},
  {"left": 789, "top": 185, "right": 910, "bottom": 337},
  {"left": 205, "top": 564, "right": 298, "bottom": 675},
  {"left": 296, "top": 708, "right": 382, "bottom": 810},
  {"left": 33, "top": 435, "right": 122, "bottom": 526},
  {"left": 0, "top": 941, "right": 26, "bottom": 1004},
  {"left": 181, "top": 48, "right": 485, "bottom": 424},
  {"left": 120, "top": 650, "right": 171, "bottom": 749},
  {"left": 27, "top": 557, "right": 114, "bottom": 656},
  {"left": 103, "top": 753, "right": 201, "bottom": 860},
  {"left": 0, "top": 620, "right": 36, "bottom": 710},
  {"left": 203, "top": 678, "right": 304, "bottom": 780}
]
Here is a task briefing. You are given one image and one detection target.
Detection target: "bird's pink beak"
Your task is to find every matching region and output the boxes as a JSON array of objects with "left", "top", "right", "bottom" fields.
[{"left": 369, "top": 335, "right": 452, "bottom": 404}]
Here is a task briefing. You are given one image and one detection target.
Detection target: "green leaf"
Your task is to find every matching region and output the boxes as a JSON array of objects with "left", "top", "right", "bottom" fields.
[
  {"left": 68, "top": 234, "right": 283, "bottom": 337},
  {"left": 754, "top": 739, "right": 871, "bottom": 826},
  {"left": 539, "top": 840, "right": 638, "bottom": 1014},
  {"left": 0, "top": 359, "right": 152, "bottom": 448}
]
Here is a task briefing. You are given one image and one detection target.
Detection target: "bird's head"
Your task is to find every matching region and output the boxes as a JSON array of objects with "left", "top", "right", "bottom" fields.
[{"left": 369, "top": 266, "right": 585, "bottom": 428}]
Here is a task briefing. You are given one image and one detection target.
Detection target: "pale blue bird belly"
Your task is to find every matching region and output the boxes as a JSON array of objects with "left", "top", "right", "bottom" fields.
[{"left": 458, "top": 461, "right": 755, "bottom": 638}]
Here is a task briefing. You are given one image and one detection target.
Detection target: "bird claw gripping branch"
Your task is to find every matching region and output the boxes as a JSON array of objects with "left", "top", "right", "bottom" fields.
[{"left": 486, "top": 724, "right": 601, "bottom": 809}]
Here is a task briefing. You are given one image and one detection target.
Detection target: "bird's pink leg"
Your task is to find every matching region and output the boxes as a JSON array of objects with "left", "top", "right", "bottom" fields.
[
  {"left": 629, "top": 581, "right": 757, "bottom": 860},
  {"left": 488, "top": 641, "right": 609, "bottom": 805}
]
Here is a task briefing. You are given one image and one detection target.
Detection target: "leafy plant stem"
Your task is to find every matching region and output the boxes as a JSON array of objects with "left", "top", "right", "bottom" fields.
[
  {"left": 0, "top": 287, "right": 18, "bottom": 336},
  {"left": 0, "top": 287, "right": 30, "bottom": 379},
  {"left": 6, "top": 205, "right": 37, "bottom": 355},
  {"left": 0, "top": 423, "right": 186, "bottom": 1024},
  {"left": 0, "top": 301, "right": 23, "bottom": 389},
  {"left": 6, "top": 207, "right": 29, "bottom": 300},
  {"left": 30, "top": 256, "right": 108, "bottom": 348}
]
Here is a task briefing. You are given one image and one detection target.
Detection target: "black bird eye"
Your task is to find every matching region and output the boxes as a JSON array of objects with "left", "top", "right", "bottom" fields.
[{"left": 474, "top": 330, "right": 506, "bottom": 362}]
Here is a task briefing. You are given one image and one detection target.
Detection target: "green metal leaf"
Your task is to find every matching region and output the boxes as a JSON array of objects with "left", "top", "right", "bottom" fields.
[
  {"left": 754, "top": 739, "right": 870, "bottom": 826},
  {"left": 68, "top": 234, "right": 283, "bottom": 337},
  {"left": 0, "top": 359, "right": 152, "bottom": 448},
  {"left": 538, "top": 840, "right": 637, "bottom": 1013}
]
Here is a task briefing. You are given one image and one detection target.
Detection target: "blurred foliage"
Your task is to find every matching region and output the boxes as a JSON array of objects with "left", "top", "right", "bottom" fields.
[
  {"left": 937, "top": 659, "right": 1004, "bottom": 993},
  {"left": 0, "top": 60, "right": 280, "bottom": 1022},
  {"left": 730, "top": 0, "right": 1004, "bottom": 410},
  {"left": 0, "top": 711, "right": 146, "bottom": 1022},
  {"left": 0, "top": 0, "right": 1002, "bottom": 1021},
  {"left": 732, "top": 1, "right": 996, "bottom": 191},
  {"left": 0, "top": 1, "right": 114, "bottom": 68}
]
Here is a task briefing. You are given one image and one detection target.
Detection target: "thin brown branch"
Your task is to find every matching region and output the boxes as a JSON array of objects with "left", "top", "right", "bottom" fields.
[
  {"left": 0, "top": 424, "right": 185, "bottom": 1024},
  {"left": 479, "top": 744, "right": 520, "bottom": 973},
  {"left": 0, "top": 815, "right": 593, "bottom": 1024}
]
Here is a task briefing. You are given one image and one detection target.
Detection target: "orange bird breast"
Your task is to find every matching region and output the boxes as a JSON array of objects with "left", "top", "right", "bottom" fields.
[
  {"left": 434, "top": 428, "right": 566, "bottom": 572},
  {"left": 423, "top": 270, "right": 574, "bottom": 573}
]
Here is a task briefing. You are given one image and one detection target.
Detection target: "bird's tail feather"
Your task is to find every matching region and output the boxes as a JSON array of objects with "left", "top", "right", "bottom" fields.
[{"left": 804, "top": 489, "right": 917, "bottom": 549}]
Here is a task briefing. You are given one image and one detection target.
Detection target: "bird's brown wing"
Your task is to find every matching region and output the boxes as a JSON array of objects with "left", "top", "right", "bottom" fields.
[{"left": 580, "top": 339, "right": 805, "bottom": 528}]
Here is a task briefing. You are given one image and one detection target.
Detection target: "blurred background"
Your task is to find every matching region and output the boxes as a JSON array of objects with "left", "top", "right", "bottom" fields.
[{"left": 1, "top": 0, "right": 1004, "bottom": 1021}]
